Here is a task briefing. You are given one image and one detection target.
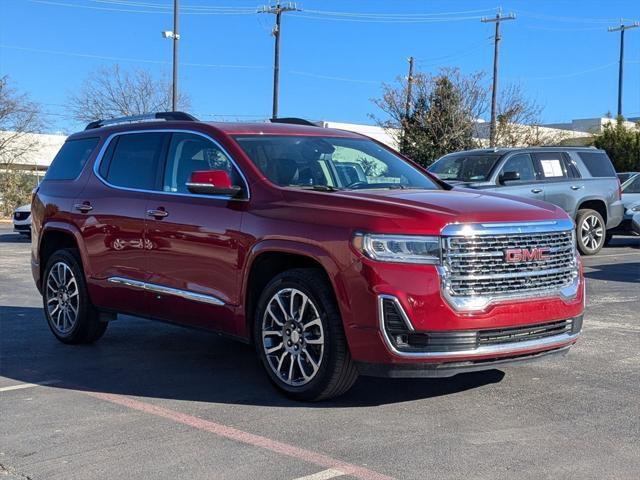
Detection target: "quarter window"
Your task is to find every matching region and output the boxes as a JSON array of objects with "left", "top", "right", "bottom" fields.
[
  {"left": 102, "top": 133, "right": 168, "bottom": 190},
  {"left": 577, "top": 151, "right": 616, "bottom": 177},
  {"left": 45, "top": 137, "right": 99, "bottom": 180},
  {"left": 500, "top": 154, "right": 536, "bottom": 182},
  {"left": 163, "top": 133, "right": 242, "bottom": 194}
]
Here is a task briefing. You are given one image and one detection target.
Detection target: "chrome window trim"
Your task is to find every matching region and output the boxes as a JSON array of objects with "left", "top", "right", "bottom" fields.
[
  {"left": 377, "top": 294, "right": 580, "bottom": 359},
  {"left": 92, "top": 129, "right": 251, "bottom": 201},
  {"left": 107, "top": 276, "right": 225, "bottom": 306}
]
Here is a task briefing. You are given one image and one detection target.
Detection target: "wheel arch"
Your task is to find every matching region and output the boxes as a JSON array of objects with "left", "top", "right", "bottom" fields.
[
  {"left": 577, "top": 198, "right": 608, "bottom": 224},
  {"left": 38, "top": 222, "right": 88, "bottom": 288},
  {"left": 241, "top": 240, "right": 346, "bottom": 342}
]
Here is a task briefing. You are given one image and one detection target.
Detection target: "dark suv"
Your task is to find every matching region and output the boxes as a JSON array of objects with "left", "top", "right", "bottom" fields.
[
  {"left": 31, "top": 113, "right": 585, "bottom": 401},
  {"left": 428, "top": 147, "right": 624, "bottom": 255}
]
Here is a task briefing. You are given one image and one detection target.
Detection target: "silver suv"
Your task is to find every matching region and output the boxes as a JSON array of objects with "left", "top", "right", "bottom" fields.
[{"left": 428, "top": 147, "right": 624, "bottom": 255}]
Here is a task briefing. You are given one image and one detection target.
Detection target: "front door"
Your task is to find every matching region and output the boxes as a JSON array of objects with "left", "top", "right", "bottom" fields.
[
  {"left": 494, "top": 153, "right": 544, "bottom": 201},
  {"left": 144, "top": 132, "right": 249, "bottom": 334}
]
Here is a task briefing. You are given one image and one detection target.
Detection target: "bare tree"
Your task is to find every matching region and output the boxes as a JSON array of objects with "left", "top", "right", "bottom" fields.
[
  {"left": 372, "top": 68, "right": 487, "bottom": 166},
  {"left": 494, "top": 83, "right": 566, "bottom": 147},
  {"left": 69, "top": 64, "right": 190, "bottom": 123},
  {"left": 0, "top": 76, "right": 45, "bottom": 215}
]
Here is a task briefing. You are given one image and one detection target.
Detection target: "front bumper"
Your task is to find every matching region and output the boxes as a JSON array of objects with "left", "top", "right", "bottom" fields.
[
  {"left": 338, "top": 256, "right": 585, "bottom": 368},
  {"left": 356, "top": 343, "right": 572, "bottom": 378}
]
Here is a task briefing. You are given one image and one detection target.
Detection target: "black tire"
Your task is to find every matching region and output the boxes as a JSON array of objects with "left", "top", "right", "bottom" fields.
[
  {"left": 575, "top": 209, "right": 606, "bottom": 256},
  {"left": 253, "top": 268, "right": 358, "bottom": 401},
  {"left": 42, "top": 248, "right": 108, "bottom": 344}
]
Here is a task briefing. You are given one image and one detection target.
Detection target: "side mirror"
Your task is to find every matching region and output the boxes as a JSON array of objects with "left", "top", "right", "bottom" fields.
[
  {"left": 186, "top": 170, "right": 242, "bottom": 197},
  {"left": 499, "top": 171, "right": 520, "bottom": 184}
]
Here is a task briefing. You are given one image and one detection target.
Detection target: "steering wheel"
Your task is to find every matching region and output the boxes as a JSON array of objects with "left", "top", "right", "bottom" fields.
[{"left": 344, "top": 181, "right": 369, "bottom": 190}]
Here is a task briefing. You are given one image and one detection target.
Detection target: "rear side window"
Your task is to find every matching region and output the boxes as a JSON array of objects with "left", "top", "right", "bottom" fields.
[
  {"left": 576, "top": 151, "right": 616, "bottom": 177},
  {"left": 534, "top": 152, "right": 567, "bottom": 180},
  {"left": 45, "top": 137, "right": 99, "bottom": 180},
  {"left": 101, "top": 133, "right": 168, "bottom": 190}
]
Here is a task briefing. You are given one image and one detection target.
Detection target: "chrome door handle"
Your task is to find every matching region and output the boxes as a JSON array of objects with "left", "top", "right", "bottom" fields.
[
  {"left": 531, "top": 188, "right": 543, "bottom": 194},
  {"left": 74, "top": 203, "right": 93, "bottom": 213},
  {"left": 146, "top": 209, "right": 168, "bottom": 219},
  {"left": 570, "top": 185, "right": 583, "bottom": 190}
]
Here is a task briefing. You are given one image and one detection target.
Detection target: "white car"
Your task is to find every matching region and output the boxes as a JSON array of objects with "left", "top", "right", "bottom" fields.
[{"left": 13, "top": 204, "right": 31, "bottom": 237}]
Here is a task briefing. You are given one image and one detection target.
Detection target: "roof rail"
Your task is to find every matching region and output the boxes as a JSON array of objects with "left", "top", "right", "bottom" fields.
[
  {"left": 270, "top": 117, "right": 318, "bottom": 127},
  {"left": 84, "top": 111, "right": 198, "bottom": 130}
]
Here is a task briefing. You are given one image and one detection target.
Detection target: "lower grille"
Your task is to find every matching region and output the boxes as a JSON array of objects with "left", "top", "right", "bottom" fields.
[{"left": 478, "top": 319, "right": 573, "bottom": 346}]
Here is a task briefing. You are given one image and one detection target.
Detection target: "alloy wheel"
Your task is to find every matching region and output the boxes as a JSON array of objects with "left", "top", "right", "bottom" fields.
[
  {"left": 580, "top": 214, "right": 604, "bottom": 252},
  {"left": 261, "top": 288, "right": 325, "bottom": 386},
  {"left": 46, "top": 261, "right": 80, "bottom": 334}
]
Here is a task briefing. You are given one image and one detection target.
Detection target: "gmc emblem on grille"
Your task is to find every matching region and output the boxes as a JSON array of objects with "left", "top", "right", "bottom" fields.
[{"left": 504, "top": 247, "right": 550, "bottom": 263}]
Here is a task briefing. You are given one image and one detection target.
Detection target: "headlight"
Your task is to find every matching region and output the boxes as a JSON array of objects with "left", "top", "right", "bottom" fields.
[
  {"left": 354, "top": 233, "right": 441, "bottom": 264},
  {"left": 631, "top": 205, "right": 640, "bottom": 213}
]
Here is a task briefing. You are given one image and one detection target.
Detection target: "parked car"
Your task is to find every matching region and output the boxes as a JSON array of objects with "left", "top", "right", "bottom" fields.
[
  {"left": 428, "top": 147, "right": 624, "bottom": 255},
  {"left": 608, "top": 174, "right": 640, "bottom": 237},
  {"left": 617, "top": 172, "right": 638, "bottom": 184},
  {"left": 31, "top": 112, "right": 585, "bottom": 401},
  {"left": 13, "top": 204, "right": 31, "bottom": 237}
]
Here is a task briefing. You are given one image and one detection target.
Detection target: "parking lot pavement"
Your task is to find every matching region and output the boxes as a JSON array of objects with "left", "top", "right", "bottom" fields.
[{"left": 1, "top": 227, "right": 638, "bottom": 480}]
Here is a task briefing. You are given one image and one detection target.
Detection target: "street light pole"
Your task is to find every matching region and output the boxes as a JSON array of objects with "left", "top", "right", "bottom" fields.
[{"left": 172, "top": 0, "right": 179, "bottom": 112}]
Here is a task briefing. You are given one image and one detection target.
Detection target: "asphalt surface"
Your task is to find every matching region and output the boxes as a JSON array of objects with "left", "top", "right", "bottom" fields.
[{"left": 1, "top": 226, "right": 638, "bottom": 480}]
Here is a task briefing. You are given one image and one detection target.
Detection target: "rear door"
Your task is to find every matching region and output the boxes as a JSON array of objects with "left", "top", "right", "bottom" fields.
[
  {"left": 494, "top": 153, "right": 544, "bottom": 201},
  {"left": 78, "top": 131, "right": 170, "bottom": 317},
  {"left": 144, "top": 131, "right": 249, "bottom": 334},
  {"left": 532, "top": 151, "right": 579, "bottom": 215}
]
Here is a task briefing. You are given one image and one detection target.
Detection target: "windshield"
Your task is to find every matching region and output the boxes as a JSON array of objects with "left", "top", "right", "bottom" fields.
[
  {"left": 233, "top": 135, "right": 439, "bottom": 191},
  {"left": 428, "top": 153, "right": 501, "bottom": 182}
]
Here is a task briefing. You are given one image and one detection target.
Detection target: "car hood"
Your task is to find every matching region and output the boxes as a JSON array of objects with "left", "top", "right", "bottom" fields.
[{"left": 276, "top": 187, "right": 568, "bottom": 235}]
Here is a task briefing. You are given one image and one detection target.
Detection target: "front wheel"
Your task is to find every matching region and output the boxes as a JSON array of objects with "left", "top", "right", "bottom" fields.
[
  {"left": 254, "top": 268, "right": 358, "bottom": 401},
  {"left": 576, "top": 209, "right": 606, "bottom": 256}
]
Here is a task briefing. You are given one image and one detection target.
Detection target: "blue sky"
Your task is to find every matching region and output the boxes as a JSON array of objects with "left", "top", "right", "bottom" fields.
[{"left": 1, "top": 0, "right": 639, "bottom": 133}]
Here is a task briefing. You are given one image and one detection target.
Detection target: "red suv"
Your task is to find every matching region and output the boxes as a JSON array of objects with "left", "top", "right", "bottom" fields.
[{"left": 31, "top": 112, "right": 585, "bottom": 401}]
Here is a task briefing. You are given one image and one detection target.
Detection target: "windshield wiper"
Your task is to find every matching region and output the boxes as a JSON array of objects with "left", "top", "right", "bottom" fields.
[{"left": 299, "top": 185, "right": 343, "bottom": 192}]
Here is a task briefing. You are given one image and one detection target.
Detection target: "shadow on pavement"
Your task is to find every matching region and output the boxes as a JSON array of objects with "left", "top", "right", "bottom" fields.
[
  {"left": 0, "top": 305, "right": 504, "bottom": 407},
  {"left": 0, "top": 232, "right": 30, "bottom": 243},
  {"left": 584, "top": 262, "right": 640, "bottom": 284}
]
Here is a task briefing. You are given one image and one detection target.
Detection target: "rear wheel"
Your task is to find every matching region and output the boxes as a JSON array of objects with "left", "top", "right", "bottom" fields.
[
  {"left": 254, "top": 268, "right": 358, "bottom": 401},
  {"left": 43, "top": 249, "right": 107, "bottom": 344},
  {"left": 576, "top": 209, "right": 605, "bottom": 255}
]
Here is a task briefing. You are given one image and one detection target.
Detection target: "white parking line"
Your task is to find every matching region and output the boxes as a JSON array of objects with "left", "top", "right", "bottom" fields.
[
  {"left": 292, "top": 469, "right": 346, "bottom": 480},
  {"left": 0, "top": 380, "right": 59, "bottom": 392}
]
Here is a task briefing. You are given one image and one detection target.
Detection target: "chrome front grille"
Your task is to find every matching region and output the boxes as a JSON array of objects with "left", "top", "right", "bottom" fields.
[{"left": 440, "top": 221, "right": 579, "bottom": 311}]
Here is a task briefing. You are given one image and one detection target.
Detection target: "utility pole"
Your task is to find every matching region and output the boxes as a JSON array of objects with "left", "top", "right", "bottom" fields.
[
  {"left": 402, "top": 56, "right": 414, "bottom": 152},
  {"left": 162, "top": 0, "right": 180, "bottom": 111},
  {"left": 481, "top": 9, "right": 516, "bottom": 147},
  {"left": 608, "top": 19, "right": 639, "bottom": 117},
  {"left": 258, "top": 2, "right": 300, "bottom": 119}
]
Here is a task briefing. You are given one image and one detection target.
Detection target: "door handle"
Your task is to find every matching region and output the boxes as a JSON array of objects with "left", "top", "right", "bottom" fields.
[
  {"left": 531, "top": 188, "right": 543, "bottom": 194},
  {"left": 146, "top": 209, "right": 169, "bottom": 219},
  {"left": 74, "top": 202, "right": 93, "bottom": 213},
  {"left": 570, "top": 185, "right": 583, "bottom": 190}
]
